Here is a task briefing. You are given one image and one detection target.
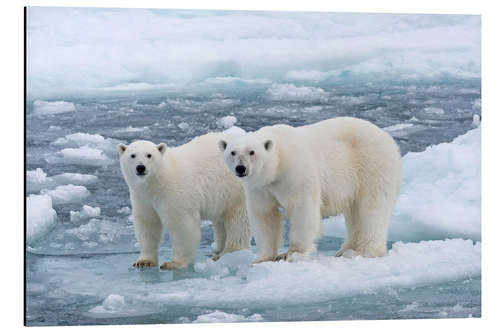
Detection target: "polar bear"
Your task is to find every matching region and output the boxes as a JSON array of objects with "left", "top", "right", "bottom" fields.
[
  {"left": 218, "top": 117, "right": 402, "bottom": 262},
  {"left": 118, "top": 134, "right": 250, "bottom": 270}
]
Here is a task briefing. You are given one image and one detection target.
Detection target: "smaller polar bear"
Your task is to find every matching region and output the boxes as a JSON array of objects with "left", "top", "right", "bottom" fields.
[
  {"left": 118, "top": 134, "right": 250, "bottom": 270},
  {"left": 219, "top": 117, "right": 402, "bottom": 262}
]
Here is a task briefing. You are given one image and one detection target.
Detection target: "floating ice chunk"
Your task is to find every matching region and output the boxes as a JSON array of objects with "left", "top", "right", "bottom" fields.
[
  {"left": 223, "top": 126, "right": 246, "bottom": 137},
  {"left": 217, "top": 115, "right": 237, "bottom": 129},
  {"left": 472, "top": 114, "right": 481, "bottom": 127},
  {"left": 193, "top": 311, "right": 263, "bottom": 323},
  {"left": 52, "top": 132, "right": 111, "bottom": 146},
  {"left": 59, "top": 146, "right": 113, "bottom": 166},
  {"left": 70, "top": 205, "right": 101, "bottom": 224},
  {"left": 472, "top": 98, "right": 481, "bottom": 110},
  {"left": 89, "top": 294, "right": 125, "bottom": 314},
  {"left": 423, "top": 106, "right": 445, "bottom": 115},
  {"left": 27, "top": 194, "right": 57, "bottom": 244},
  {"left": 383, "top": 123, "right": 414, "bottom": 132},
  {"left": 117, "top": 206, "right": 131, "bottom": 215},
  {"left": 52, "top": 132, "right": 117, "bottom": 152},
  {"left": 27, "top": 169, "right": 97, "bottom": 193},
  {"left": 26, "top": 168, "right": 56, "bottom": 193},
  {"left": 266, "top": 83, "right": 328, "bottom": 101},
  {"left": 178, "top": 122, "right": 190, "bottom": 130},
  {"left": 303, "top": 106, "right": 323, "bottom": 112},
  {"left": 66, "top": 218, "right": 124, "bottom": 243},
  {"left": 32, "top": 100, "right": 76, "bottom": 116},
  {"left": 114, "top": 126, "right": 150, "bottom": 134},
  {"left": 331, "top": 95, "right": 368, "bottom": 105},
  {"left": 41, "top": 184, "right": 90, "bottom": 205},
  {"left": 51, "top": 172, "right": 98, "bottom": 186}
]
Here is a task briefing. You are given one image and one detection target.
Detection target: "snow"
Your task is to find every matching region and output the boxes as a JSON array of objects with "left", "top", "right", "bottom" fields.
[
  {"left": 70, "top": 205, "right": 101, "bottom": 224},
  {"left": 266, "top": 83, "right": 328, "bottom": 101},
  {"left": 217, "top": 115, "right": 237, "bottom": 129},
  {"left": 27, "top": 8, "right": 480, "bottom": 99},
  {"left": 324, "top": 126, "right": 481, "bottom": 242},
  {"left": 27, "top": 194, "right": 57, "bottom": 244},
  {"left": 193, "top": 311, "right": 263, "bottom": 323},
  {"left": 32, "top": 100, "right": 76, "bottom": 116},
  {"left": 41, "top": 184, "right": 90, "bottom": 206}
]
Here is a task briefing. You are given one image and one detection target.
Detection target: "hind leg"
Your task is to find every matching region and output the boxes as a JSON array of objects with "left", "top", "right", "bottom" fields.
[{"left": 337, "top": 199, "right": 392, "bottom": 258}]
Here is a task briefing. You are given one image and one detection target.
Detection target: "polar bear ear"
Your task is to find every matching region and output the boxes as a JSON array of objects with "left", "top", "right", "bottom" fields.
[
  {"left": 264, "top": 140, "right": 273, "bottom": 151},
  {"left": 157, "top": 143, "right": 167, "bottom": 154},
  {"left": 117, "top": 143, "right": 127, "bottom": 154},
  {"left": 218, "top": 140, "right": 228, "bottom": 152}
]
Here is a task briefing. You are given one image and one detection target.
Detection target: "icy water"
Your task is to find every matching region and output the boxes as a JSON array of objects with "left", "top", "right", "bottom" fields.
[{"left": 25, "top": 79, "right": 481, "bottom": 326}]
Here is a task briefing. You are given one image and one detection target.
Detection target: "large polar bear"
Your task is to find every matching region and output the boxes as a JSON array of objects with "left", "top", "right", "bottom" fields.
[
  {"left": 118, "top": 133, "right": 250, "bottom": 270},
  {"left": 218, "top": 117, "right": 402, "bottom": 262}
]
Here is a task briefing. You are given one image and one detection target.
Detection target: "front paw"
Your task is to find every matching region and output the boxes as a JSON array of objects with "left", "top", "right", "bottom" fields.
[
  {"left": 133, "top": 259, "right": 157, "bottom": 268},
  {"left": 160, "top": 261, "right": 187, "bottom": 270}
]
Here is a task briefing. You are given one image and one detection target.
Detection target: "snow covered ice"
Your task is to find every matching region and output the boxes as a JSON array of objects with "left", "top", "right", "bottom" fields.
[{"left": 25, "top": 7, "right": 481, "bottom": 326}]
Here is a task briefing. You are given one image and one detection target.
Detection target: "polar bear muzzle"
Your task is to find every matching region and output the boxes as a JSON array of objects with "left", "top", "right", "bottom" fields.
[
  {"left": 136, "top": 164, "right": 147, "bottom": 176},
  {"left": 235, "top": 165, "right": 247, "bottom": 177}
]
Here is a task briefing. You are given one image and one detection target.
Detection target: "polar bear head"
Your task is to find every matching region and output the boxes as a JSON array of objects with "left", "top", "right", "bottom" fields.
[
  {"left": 118, "top": 140, "right": 167, "bottom": 186},
  {"left": 218, "top": 133, "right": 277, "bottom": 186}
]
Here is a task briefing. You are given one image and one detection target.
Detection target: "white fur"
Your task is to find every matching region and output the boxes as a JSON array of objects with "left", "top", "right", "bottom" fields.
[
  {"left": 119, "top": 134, "right": 250, "bottom": 269},
  {"left": 219, "top": 117, "right": 402, "bottom": 262}
]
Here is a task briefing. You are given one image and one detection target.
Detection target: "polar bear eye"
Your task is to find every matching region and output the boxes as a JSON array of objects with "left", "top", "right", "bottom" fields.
[
  {"left": 131, "top": 154, "right": 136, "bottom": 159},
  {"left": 231, "top": 151, "right": 236, "bottom": 156},
  {"left": 249, "top": 150, "right": 255, "bottom": 156},
  {"left": 146, "top": 154, "right": 152, "bottom": 158}
]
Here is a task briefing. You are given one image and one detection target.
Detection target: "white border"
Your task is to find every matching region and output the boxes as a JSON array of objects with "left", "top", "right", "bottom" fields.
[{"left": 2, "top": 1, "right": 499, "bottom": 332}]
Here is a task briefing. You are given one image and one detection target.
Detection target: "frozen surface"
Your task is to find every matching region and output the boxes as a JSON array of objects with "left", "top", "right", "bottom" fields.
[
  {"left": 26, "top": 239, "right": 480, "bottom": 325},
  {"left": 27, "top": 8, "right": 480, "bottom": 99},
  {"left": 33, "top": 100, "right": 76, "bottom": 116},
  {"left": 25, "top": 8, "right": 480, "bottom": 326},
  {"left": 26, "top": 194, "right": 57, "bottom": 244}
]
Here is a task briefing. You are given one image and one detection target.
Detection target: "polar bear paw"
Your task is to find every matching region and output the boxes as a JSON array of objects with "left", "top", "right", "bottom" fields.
[
  {"left": 275, "top": 250, "right": 305, "bottom": 262},
  {"left": 133, "top": 259, "right": 157, "bottom": 268},
  {"left": 160, "top": 260, "right": 187, "bottom": 270}
]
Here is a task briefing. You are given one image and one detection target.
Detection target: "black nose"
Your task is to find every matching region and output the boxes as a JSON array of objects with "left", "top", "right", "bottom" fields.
[
  {"left": 136, "top": 165, "right": 146, "bottom": 174},
  {"left": 235, "top": 165, "right": 246, "bottom": 175}
]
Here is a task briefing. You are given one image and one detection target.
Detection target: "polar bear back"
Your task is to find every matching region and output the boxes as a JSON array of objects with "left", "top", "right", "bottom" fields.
[{"left": 254, "top": 117, "right": 401, "bottom": 217}]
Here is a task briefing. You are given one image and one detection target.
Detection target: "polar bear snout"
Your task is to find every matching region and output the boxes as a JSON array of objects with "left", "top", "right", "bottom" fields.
[
  {"left": 235, "top": 165, "right": 247, "bottom": 177},
  {"left": 136, "top": 164, "right": 147, "bottom": 176}
]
